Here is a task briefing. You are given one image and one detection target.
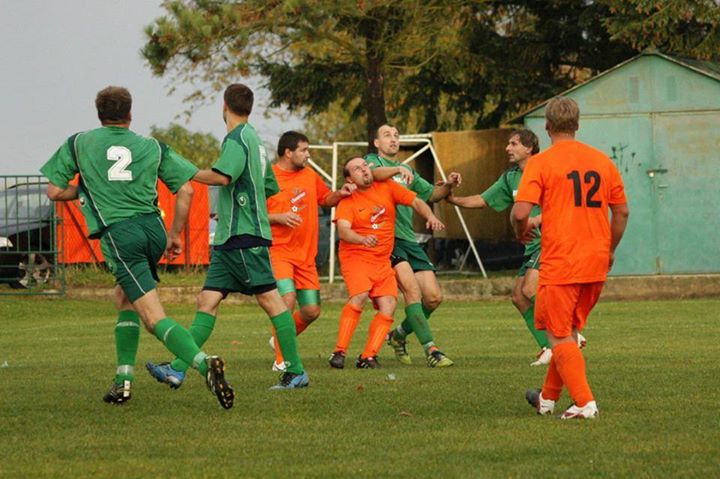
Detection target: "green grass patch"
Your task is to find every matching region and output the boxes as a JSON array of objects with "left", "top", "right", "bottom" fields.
[{"left": 0, "top": 298, "right": 718, "bottom": 477}]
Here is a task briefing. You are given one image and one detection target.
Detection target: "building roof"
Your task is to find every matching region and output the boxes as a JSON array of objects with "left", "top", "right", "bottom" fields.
[{"left": 505, "top": 50, "right": 720, "bottom": 124}]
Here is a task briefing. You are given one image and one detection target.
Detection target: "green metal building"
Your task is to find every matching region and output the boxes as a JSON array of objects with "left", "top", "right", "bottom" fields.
[{"left": 513, "top": 51, "right": 720, "bottom": 275}]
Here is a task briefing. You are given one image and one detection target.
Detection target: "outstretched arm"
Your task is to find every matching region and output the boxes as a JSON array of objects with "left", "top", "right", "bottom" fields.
[
  {"left": 46, "top": 182, "right": 78, "bottom": 201},
  {"left": 166, "top": 182, "right": 194, "bottom": 260},
  {"left": 372, "top": 166, "right": 413, "bottom": 184},
  {"left": 410, "top": 197, "right": 444, "bottom": 231},
  {"left": 193, "top": 169, "right": 231, "bottom": 186},
  {"left": 320, "top": 183, "right": 356, "bottom": 207},
  {"left": 446, "top": 194, "right": 487, "bottom": 209},
  {"left": 428, "top": 172, "right": 462, "bottom": 202},
  {"left": 336, "top": 219, "right": 377, "bottom": 247}
]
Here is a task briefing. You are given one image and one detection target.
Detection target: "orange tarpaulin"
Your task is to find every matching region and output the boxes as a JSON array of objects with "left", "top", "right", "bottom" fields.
[{"left": 57, "top": 179, "right": 210, "bottom": 266}]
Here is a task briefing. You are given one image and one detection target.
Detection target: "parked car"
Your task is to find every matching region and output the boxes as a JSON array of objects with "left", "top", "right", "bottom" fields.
[{"left": 0, "top": 182, "right": 54, "bottom": 288}]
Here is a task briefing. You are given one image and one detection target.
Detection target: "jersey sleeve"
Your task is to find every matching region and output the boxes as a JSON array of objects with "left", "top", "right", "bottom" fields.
[
  {"left": 315, "top": 171, "right": 332, "bottom": 205},
  {"left": 40, "top": 136, "right": 80, "bottom": 189},
  {"left": 515, "top": 158, "right": 543, "bottom": 205},
  {"left": 607, "top": 162, "right": 627, "bottom": 205},
  {"left": 212, "top": 138, "right": 247, "bottom": 183},
  {"left": 389, "top": 180, "right": 417, "bottom": 206},
  {"left": 333, "top": 198, "right": 354, "bottom": 224},
  {"left": 364, "top": 153, "right": 383, "bottom": 169},
  {"left": 410, "top": 171, "right": 434, "bottom": 202},
  {"left": 157, "top": 143, "right": 199, "bottom": 193},
  {"left": 264, "top": 160, "right": 280, "bottom": 198},
  {"left": 480, "top": 172, "right": 514, "bottom": 212}
]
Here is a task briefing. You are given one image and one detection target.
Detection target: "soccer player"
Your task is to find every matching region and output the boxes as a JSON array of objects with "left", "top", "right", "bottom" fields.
[
  {"left": 365, "top": 124, "right": 460, "bottom": 367},
  {"left": 448, "top": 129, "right": 585, "bottom": 366},
  {"left": 146, "top": 84, "right": 309, "bottom": 390},
  {"left": 40, "top": 86, "right": 234, "bottom": 409},
  {"left": 329, "top": 157, "right": 445, "bottom": 369},
  {"left": 512, "top": 96, "right": 629, "bottom": 419},
  {"left": 266, "top": 131, "right": 354, "bottom": 371}
]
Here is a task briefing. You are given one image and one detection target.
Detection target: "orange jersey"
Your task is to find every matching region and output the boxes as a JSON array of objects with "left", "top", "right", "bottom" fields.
[
  {"left": 516, "top": 140, "right": 627, "bottom": 285},
  {"left": 267, "top": 165, "right": 331, "bottom": 265},
  {"left": 334, "top": 180, "right": 416, "bottom": 265}
]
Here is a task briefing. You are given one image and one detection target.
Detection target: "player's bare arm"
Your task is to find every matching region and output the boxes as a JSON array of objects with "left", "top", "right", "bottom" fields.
[
  {"left": 446, "top": 194, "right": 487, "bottom": 209},
  {"left": 337, "top": 218, "right": 378, "bottom": 247},
  {"left": 372, "top": 166, "right": 413, "bottom": 184},
  {"left": 320, "top": 183, "right": 357, "bottom": 208},
  {"left": 269, "top": 212, "right": 302, "bottom": 228},
  {"left": 166, "top": 182, "right": 194, "bottom": 260},
  {"left": 193, "top": 169, "right": 231, "bottom": 186},
  {"left": 427, "top": 172, "right": 462, "bottom": 202},
  {"left": 410, "top": 197, "right": 445, "bottom": 231},
  {"left": 510, "top": 201, "right": 534, "bottom": 244},
  {"left": 609, "top": 203, "right": 630, "bottom": 267},
  {"left": 46, "top": 182, "right": 79, "bottom": 201}
]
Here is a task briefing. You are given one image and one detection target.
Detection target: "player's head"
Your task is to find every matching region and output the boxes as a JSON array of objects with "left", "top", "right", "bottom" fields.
[
  {"left": 96, "top": 86, "right": 132, "bottom": 125},
  {"left": 506, "top": 128, "right": 539, "bottom": 164},
  {"left": 343, "top": 157, "right": 373, "bottom": 188},
  {"left": 545, "top": 96, "right": 579, "bottom": 135},
  {"left": 223, "top": 83, "right": 254, "bottom": 122},
  {"left": 277, "top": 131, "right": 310, "bottom": 170},
  {"left": 374, "top": 124, "right": 400, "bottom": 157}
]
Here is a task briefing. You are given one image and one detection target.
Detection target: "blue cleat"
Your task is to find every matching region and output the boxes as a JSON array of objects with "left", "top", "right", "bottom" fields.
[
  {"left": 270, "top": 371, "right": 310, "bottom": 390},
  {"left": 146, "top": 361, "right": 185, "bottom": 389}
]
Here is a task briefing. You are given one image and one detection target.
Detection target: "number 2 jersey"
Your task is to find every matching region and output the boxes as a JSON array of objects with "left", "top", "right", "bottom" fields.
[
  {"left": 516, "top": 139, "right": 627, "bottom": 285},
  {"left": 41, "top": 126, "right": 198, "bottom": 238}
]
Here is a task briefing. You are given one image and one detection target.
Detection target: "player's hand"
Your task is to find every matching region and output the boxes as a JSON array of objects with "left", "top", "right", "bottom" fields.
[
  {"left": 339, "top": 183, "right": 356, "bottom": 197},
  {"left": 279, "top": 212, "right": 303, "bottom": 228},
  {"left": 437, "top": 172, "right": 462, "bottom": 188},
  {"left": 426, "top": 215, "right": 445, "bottom": 231},
  {"left": 396, "top": 167, "right": 413, "bottom": 184},
  {"left": 361, "top": 235, "right": 378, "bottom": 247},
  {"left": 528, "top": 216, "right": 542, "bottom": 229},
  {"left": 165, "top": 236, "right": 183, "bottom": 261},
  {"left": 517, "top": 225, "right": 537, "bottom": 244}
]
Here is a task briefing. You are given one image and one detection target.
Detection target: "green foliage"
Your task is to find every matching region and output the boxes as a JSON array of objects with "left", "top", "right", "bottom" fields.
[
  {"left": 150, "top": 123, "right": 220, "bottom": 169},
  {"left": 601, "top": 0, "right": 720, "bottom": 60},
  {"left": 1, "top": 298, "right": 719, "bottom": 476}
]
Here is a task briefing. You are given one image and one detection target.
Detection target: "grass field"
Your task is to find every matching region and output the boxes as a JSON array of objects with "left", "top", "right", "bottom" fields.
[{"left": 1, "top": 296, "right": 718, "bottom": 478}]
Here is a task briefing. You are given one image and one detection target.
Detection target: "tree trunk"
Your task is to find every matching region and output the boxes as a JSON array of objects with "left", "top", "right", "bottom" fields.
[{"left": 365, "top": 48, "right": 387, "bottom": 152}]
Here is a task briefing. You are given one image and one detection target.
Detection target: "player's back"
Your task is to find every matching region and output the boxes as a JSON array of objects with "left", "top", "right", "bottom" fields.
[{"left": 524, "top": 140, "right": 625, "bottom": 284}]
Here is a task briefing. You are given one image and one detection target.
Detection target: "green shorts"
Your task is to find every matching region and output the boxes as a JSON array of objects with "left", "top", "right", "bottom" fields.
[
  {"left": 100, "top": 214, "right": 166, "bottom": 303},
  {"left": 518, "top": 249, "right": 541, "bottom": 277},
  {"left": 390, "top": 238, "right": 435, "bottom": 272},
  {"left": 204, "top": 246, "right": 277, "bottom": 297}
]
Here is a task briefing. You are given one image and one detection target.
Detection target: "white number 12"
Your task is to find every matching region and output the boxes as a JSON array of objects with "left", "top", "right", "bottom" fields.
[{"left": 107, "top": 146, "right": 133, "bottom": 181}]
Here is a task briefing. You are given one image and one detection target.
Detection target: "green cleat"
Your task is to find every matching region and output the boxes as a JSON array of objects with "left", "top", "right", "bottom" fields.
[
  {"left": 426, "top": 350, "right": 454, "bottom": 368},
  {"left": 386, "top": 330, "right": 412, "bottom": 365}
]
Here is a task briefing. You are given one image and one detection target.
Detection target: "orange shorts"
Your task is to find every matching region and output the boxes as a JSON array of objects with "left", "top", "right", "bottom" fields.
[
  {"left": 535, "top": 282, "right": 604, "bottom": 337},
  {"left": 340, "top": 259, "right": 397, "bottom": 299},
  {"left": 270, "top": 255, "right": 320, "bottom": 291}
]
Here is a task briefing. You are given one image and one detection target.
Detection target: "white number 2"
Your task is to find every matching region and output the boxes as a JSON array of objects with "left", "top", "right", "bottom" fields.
[{"left": 107, "top": 146, "right": 133, "bottom": 181}]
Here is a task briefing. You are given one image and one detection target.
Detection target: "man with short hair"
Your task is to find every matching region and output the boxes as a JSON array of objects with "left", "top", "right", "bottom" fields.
[
  {"left": 512, "top": 96, "right": 629, "bottom": 419},
  {"left": 329, "top": 157, "right": 445, "bottom": 369},
  {"left": 448, "top": 129, "right": 585, "bottom": 365},
  {"left": 266, "top": 130, "right": 354, "bottom": 371},
  {"left": 41, "top": 86, "right": 234, "bottom": 409},
  {"left": 146, "top": 83, "right": 309, "bottom": 390},
  {"left": 365, "top": 124, "right": 460, "bottom": 367}
]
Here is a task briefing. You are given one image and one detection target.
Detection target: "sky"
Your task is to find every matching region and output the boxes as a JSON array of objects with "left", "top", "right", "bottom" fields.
[{"left": 0, "top": 0, "right": 302, "bottom": 175}]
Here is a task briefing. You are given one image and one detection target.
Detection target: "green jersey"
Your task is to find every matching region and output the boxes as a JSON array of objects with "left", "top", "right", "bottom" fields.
[
  {"left": 211, "top": 123, "right": 278, "bottom": 247},
  {"left": 364, "top": 153, "right": 433, "bottom": 243},
  {"left": 41, "top": 126, "right": 198, "bottom": 238},
  {"left": 480, "top": 165, "right": 541, "bottom": 256}
]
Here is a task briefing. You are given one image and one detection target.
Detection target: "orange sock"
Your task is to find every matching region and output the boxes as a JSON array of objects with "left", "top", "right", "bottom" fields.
[
  {"left": 541, "top": 356, "right": 563, "bottom": 401},
  {"left": 293, "top": 310, "right": 309, "bottom": 335},
  {"left": 553, "top": 342, "right": 594, "bottom": 407},
  {"left": 361, "top": 312, "right": 393, "bottom": 358},
  {"left": 335, "top": 303, "right": 362, "bottom": 353}
]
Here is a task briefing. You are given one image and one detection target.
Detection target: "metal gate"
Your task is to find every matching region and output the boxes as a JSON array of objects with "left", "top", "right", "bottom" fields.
[{"left": 0, "top": 175, "right": 65, "bottom": 295}]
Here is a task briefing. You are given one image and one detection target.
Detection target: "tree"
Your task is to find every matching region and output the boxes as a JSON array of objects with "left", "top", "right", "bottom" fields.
[
  {"left": 141, "top": 0, "right": 469, "bottom": 148},
  {"left": 600, "top": 0, "right": 720, "bottom": 60},
  {"left": 150, "top": 123, "right": 220, "bottom": 169}
]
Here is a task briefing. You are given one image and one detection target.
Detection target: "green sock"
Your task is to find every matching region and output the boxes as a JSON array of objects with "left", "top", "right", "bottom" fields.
[
  {"left": 404, "top": 303, "right": 435, "bottom": 351},
  {"left": 522, "top": 300, "right": 550, "bottom": 349},
  {"left": 422, "top": 304, "right": 434, "bottom": 320},
  {"left": 396, "top": 304, "right": 434, "bottom": 340},
  {"left": 154, "top": 318, "right": 208, "bottom": 376},
  {"left": 114, "top": 310, "right": 140, "bottom": 383},
  {"left": 270, "top": 310, "right": 304, "bottom": 375},
  {"left": 171, "top": 312, "right": 216, "bottom": 372}
]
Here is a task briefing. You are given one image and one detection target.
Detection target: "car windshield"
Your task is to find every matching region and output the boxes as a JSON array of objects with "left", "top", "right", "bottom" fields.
[{"left": 0, "top": 184, "right": 50, "bottom": 222}]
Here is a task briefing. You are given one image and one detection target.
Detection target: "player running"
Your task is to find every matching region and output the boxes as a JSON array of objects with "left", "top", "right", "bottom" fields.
[
  {"left": 512, "top": 96, "right": 629, "bottom": 419},
  {"left": 146, "top": 84, "right": 309, "bottom": 390},
  {"left": 329, "top": 157, "right": 445, "bottom": 369},
  {"left": 41, "top": 86, "right": 234, "bottom": 409},
  {"left": 266, "top": 131, "right": 354, "bottom": 371},
  {"left": 364, "top": 124, "right": 460, "bottom": 367},
  {"left": 448, "top": 129, "right": 585, "bottom": 366}
]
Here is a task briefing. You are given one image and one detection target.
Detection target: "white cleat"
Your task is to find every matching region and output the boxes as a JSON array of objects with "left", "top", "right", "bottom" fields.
[
  {"left": 268, "top": 336, "right": 276, "bottom": 351},
  {"left": 526, "top": 389, "right": 555, "bottom": 415},
  {"left": 561, "top": 400, "right": 599, "bottom": 419},
  {"left": 271, "top": 360, "right": 287, "bottom": 372},
  {"left": 577, "top": 333, "right": 587, "bottom": 349},
  {"left": 530, "top": 347, "right": 552, "bottom": 366}
]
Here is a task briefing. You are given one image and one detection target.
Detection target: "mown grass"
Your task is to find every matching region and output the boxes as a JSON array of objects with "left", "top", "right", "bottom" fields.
[{"left": 0, "top": 297, "right": 718, "bottom": 478}]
